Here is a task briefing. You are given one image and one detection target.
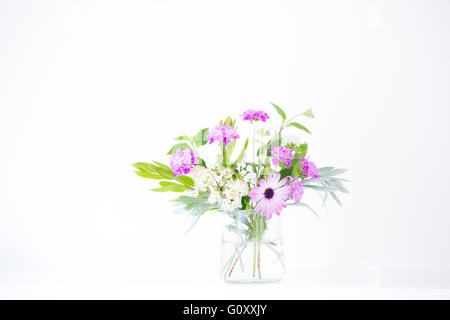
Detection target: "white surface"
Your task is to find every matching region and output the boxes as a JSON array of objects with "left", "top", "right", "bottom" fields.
[{"left": 1, "top": 0, "right": 450, "bottom": 299}]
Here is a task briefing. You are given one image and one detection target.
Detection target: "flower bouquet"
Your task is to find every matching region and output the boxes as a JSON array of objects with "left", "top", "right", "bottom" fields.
[{"left": 133, "top": 102, "right": 348, "bottom": 282}]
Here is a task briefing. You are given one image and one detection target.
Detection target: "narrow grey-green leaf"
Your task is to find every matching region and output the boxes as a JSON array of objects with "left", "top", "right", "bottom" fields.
[
  {"left": 303, "top": 184, "right": 337, "bottom": 192},
  {"left": 296, "top": 202, "right": 322, "bottom": 219},
  {"left": 330, "top": 192, "right": 342, "bottom": 206}
]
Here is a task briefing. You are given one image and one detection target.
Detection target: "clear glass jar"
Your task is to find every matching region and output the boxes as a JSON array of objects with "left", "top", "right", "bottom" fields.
[{"left": 220, "top": 210, "right": 286, "bottom": 283}]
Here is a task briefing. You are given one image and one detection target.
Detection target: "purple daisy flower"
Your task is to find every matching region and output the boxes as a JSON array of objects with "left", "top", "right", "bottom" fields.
[
  {"left": 207, "top": 125, "right": 240, "bottom": 145},
  {"left": 248, "top": 173, "right": 291, "bottom": 219},
  {"left": 269, "top": 146, "right": 294, "bottom": 168},
  {"left": 241, "top": 109, "right": 270, "bottom": 122},
  {"left": 170, "top": 149, "right": 199, "bottom": 177},
  {"left": 299, "top": 158, "right": 319, "bottom": 179}
]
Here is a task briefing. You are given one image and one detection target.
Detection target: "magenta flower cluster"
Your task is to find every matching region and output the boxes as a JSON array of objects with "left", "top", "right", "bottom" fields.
[
  {"left": 207, "top": 125, "right": 240, "bottom": 145},
  {"left": 289, "top": 178, "right": 304, "bottom": 204},
  {"left": 269, "top": 146, "right": 294, "bottom": 168},
  {"left": 299, "top": 158, "right": 319, "bottom": 179},
  {"left": 242, "top": 109, "right": 270, "bottom": 122},
  {"left": 170, "top": 149, "right": 199, "bottom": 177}
]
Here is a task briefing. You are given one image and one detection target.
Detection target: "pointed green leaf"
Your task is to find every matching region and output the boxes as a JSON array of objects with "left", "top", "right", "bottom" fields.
[
  {"left": 135, "top": 171, "right": 164, "bottom": 179},
  {"left": 153, "top": 161, "right": 171, "bottom": 171},
  {"left": 174, "top": 175, "right": 195, "bottom": 187},
  {"left": 159, "top": 181, "right": 185, "bottom": 187},
  {"left": 156, "top": 167, "right": 174, "bottom": 180},
  {"left": 133, "top": 162, "right": 159, "bottom": 174},
  {"left": 302, "top": 108, "right": 314, "bottom": 118},
  {"left": 287, "top": 122, "right": 311, "bottom": 134},
  {"left": 236, "top": 138, "right": 249, "bottom": 162},
  {"left": 270, "top": 102, "right": 286, "bottom": 122}
]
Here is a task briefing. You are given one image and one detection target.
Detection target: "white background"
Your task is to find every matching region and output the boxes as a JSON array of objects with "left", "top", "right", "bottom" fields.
[{"left": 1, "top": 0, "right": 450, "bottom": 299}]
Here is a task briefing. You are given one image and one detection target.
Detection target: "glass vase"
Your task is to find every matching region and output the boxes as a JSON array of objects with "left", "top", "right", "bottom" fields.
[{"left": 220, "top": 210, "right": 286, "bottom": 283}]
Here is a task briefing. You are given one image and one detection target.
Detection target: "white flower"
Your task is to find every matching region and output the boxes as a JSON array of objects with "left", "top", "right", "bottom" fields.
[
  {"left": 282, "top": 133, "right": 303, "bottom": 146},
  {"left": 191, "top": 166, "right": 210, "bottom": 192},
  {"left": 208, "top": 189, "right": 222, "bottom": 204},
  {"left": 244, "top": 171, "right": 257, "bottom": 186},
  {"left": 219, "top": 167, "right": 234, "bottom": 179},
  {"left": 227, "top": 179, "right": 248, "bottom": 195},
  {"left": 221, "top": 198, "right": 241, "bottom": 211},
  {"left": 224, "top": 189, "right": 240, "bottom": 202}
]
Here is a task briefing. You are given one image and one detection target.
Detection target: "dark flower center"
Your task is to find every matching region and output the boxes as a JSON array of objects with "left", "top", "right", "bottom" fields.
[{"left": 264, "top": 188, "right": 274, "bottom": 199}]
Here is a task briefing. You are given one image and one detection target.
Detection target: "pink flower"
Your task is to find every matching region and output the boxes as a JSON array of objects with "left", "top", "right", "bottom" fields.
[
  {"left": 170, "top": 149, "right": 198, "bottom": 177},
  {"left": 269, "top": 146, "right": 294, "bottom": 168},
  {"left": 300, "top": 158, "right": 319, "bottom": 179},
  {"left": 289, "top": 178, "right": 304, "bottom": 204},
  {"left": 242, "top": 109, "right": 270, "bottom": 122},
  {"left": 248, "top": 173, "right": 291, "bottom": 219},
  {"left": 207, "top": 125, "right": 240, "bottom": 145}
]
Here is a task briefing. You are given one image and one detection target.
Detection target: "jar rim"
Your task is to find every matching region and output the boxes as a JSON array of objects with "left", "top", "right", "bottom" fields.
[{"left": 219, "top": 209, "right": 258, "bottom": 216}]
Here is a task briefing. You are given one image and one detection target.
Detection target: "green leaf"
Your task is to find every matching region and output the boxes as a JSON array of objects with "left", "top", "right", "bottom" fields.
[
  {"left": 174, "top": 175, "right": 195, "bottom": 187},
  {"left": 193, "top": 128, "right": 209, "bottom": 147},
  {"left": 279, "top": 167, "right": 293, "bottom": 180},
  {"left": 197, "top": 158, "right": 206, "bottom": 167},
  {"left": 270, "top": 102, "right": 286, "bottom": 122},
  {"left": 287, "top": 122, "right": 311, "bottom": 134},
  {"left": 133, "top": 162, "right": 159, "bottom": 174},
  {"left": 135, "top": 171, "right": 164, "bottom": 179},
  {"left": 302, "top": 108, "right": 314, "bottom": 118},
  {"left": 297, "top": 143, "right": 308, "bottom": 158},
  {"left": 236, "top": 138, "right": 249, "bottom": 162},
  {"left": 159, "top": 181, "right": 184, "bottom": 187},
  {"left": 223, "top": 116, "right": 235, "bottom": 127},
  {"left": 156, "top": 167, "right": 174, "bottom": 180},
  {"left": 167, "top": 143, "right": 192, "bottom": 155},
  {"left": 174, "top": 135, "right": 191, "bottom": 141},
  {"left": 153, "top": 161, "right": 171, "bottom": 171}
]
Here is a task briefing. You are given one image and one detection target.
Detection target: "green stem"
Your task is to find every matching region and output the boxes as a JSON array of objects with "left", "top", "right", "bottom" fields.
[
  {"left": 222, "top": 143, "right": 226, "bottom": 167},
  {"left": 252, "top": 125, "right": 256, "bottom": 163},
  {"left": 223, "top": 248, "right": 237, "bottom": 278},
  {"left": 257, "top": 240, "right": 261, "bottom": 279},
  {"left": 252, "top": 241, "right": 257, "bottom": 278}
]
